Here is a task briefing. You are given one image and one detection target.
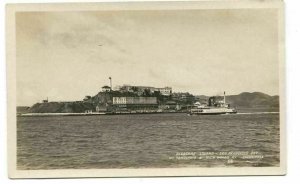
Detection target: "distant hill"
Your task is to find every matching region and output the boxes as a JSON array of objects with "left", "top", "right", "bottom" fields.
[
  {"left": 199, "top": 92, "right": 279, "bottom": 108},
  {"left": 226, "top": 92, "right": 279, "bottom": 108}
]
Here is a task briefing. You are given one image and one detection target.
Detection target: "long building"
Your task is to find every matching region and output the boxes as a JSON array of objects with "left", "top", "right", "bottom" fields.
[
  {"left": 113, "top": 97, "right": 158, "bottom": 110},
  {"left": 116, "top": 85, "right": 172, "bottom": 96}
]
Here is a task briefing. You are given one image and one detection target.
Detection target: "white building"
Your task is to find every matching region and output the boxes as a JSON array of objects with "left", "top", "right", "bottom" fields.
[
  {"left": 157, "top": 87, "right": 172, "bottom": 96},
  {"left": 117, "top": 85, "right": 172, "bottom": 96},
  {"left": 113, "top": 97, "right": 157, "bottom": 105},
  {"left": 113, "top": 97, "right": 158, "bottom": 110}
]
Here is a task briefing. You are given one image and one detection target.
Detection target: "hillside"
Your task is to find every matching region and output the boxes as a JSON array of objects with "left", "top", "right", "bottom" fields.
[
  {"left": 27, "top": 102, "right": 95, "bottom": 113},
  {"left": 25, "top": 91, "right": 130, "bottom": 113},
  {"left": 226, "top": 92, "right": 279, "bottom": 108},
  {"left": 17, "top": 106, "right": 30, "bottom": 114},
  {"left": 201, "top": 92, "right": 279, "bottom": 108}
]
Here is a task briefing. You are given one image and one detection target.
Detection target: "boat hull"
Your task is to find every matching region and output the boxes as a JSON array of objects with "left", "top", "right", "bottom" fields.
[
  {"left": 188, "top": 108, "right": 237, "bottom": 115},
  {"left": 190, "top": 112, "right": 237, "bottom": 115}
]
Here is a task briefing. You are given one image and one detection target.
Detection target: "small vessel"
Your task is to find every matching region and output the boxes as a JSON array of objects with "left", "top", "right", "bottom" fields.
[{"left": 188, "top": 92, "right": 237, "bottom": 115}]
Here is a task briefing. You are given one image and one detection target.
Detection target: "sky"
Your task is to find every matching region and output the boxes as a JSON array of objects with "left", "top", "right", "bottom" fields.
[{"left": 16, "top": 9, "right": 279, "bottom": 106}]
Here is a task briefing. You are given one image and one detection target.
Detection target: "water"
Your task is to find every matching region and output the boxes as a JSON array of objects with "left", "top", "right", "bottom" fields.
[{"left": 17, "top": 113, "right": 280, "bottom": 170}]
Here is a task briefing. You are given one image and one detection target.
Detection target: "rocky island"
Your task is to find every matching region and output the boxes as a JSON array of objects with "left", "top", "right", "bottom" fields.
[{"left": 17, "top": 84, "right": 280, "bottom": 115}]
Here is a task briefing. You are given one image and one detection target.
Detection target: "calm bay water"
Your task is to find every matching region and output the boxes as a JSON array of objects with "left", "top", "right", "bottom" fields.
[{"left": 17, "top": 113, "right": 280, "bottom": 169}]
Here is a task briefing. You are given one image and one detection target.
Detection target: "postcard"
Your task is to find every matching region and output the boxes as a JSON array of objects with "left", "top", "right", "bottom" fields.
[{"left": 6, "top": 0, "right": 286, "bottom": 178}]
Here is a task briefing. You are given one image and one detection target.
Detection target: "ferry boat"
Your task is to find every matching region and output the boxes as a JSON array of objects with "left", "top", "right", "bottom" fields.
[{"left": 188, "top": 92, "right": 237, "bottom": 115}]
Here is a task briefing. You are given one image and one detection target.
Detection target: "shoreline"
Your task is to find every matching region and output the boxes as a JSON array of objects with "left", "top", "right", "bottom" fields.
[
  {"left": 18, "top": 111, "right": 185, "bottom": 117},
  {"left": 18, "top": 111, "right": 279, "bottom": 117}
]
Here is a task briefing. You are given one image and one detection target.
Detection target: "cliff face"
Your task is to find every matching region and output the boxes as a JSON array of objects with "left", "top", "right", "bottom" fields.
[{"left": 28, "top": 102, "right": 95, "bottom": 113}]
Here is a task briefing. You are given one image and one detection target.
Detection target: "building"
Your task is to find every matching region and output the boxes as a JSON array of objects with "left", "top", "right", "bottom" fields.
[
  {"left": 42, "top": 97, "right": 48, "bottom": 103},
  {"left": 117, "top": 85, "right": 172, "bottom": 96},
  {"left": 135, "top": 86, "right": 156, "bottom": 96},
  {"left": 165, "top": 101, "right": 177, "bottom": 109},
  {"left": 102, "top": 85, "right": 111, "bottom": 92},
  {"left": 157, "top": 87, "right": 172, "bottom": 96},
  {"left": 113, "top": 85, "right": 122, "bottom": 91},
  {"left": 113, "top": 97, "right": 158, "bottom": 111},
  {"left": 171, "top": 92, "right": 196, "bottom": 105},
  {"left": 113, "top": 97, "right": 157, "bottom": 105}
]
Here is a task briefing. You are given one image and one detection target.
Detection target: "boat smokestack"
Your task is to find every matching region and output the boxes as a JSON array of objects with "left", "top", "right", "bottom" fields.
[{"left": 224, "top": 91, "right": 226, "bottom": 104}]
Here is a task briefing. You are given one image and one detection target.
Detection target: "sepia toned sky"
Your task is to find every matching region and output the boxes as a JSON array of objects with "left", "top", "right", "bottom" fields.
[{"left": 16, "top": 9, "right": 279, "bottom": 106}]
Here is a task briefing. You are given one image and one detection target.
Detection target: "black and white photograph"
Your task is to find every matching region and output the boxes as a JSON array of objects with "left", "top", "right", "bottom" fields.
[{"left": 6, "top": 0, "right": 285, "bottom": 178}]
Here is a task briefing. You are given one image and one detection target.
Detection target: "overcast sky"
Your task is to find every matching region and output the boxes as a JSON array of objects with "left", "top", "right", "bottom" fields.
[{"left": 16, "top": 9, "right": 279, "bottom": 106}]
